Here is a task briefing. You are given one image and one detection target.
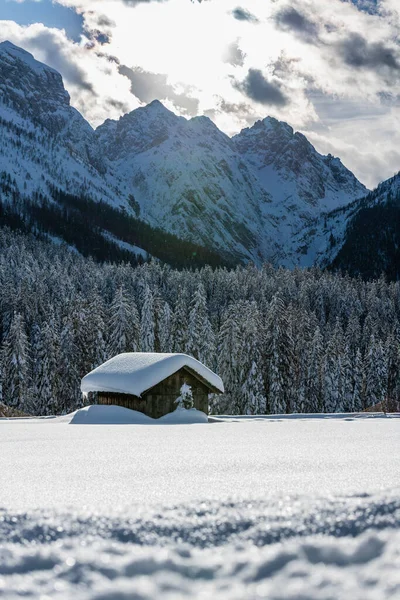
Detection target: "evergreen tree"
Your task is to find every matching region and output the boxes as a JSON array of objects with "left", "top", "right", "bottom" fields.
[
  {"left": 386, "top": 333, "right": 400, "bottom": 410},
  {"left": 172, "top": 288, "right": 188, "bottom": 353},
  {"left": 240, "top": 301, "right": 266, "bottom": 414},
  {"left": 323, "top": 318, "right": 344, "bottom": 413},
  {"left": 345, "top": 312, "right": 361, "bottom": 360},
  {"left": 306, "top": 326, "right": 324, "bottom": 413},
  {"left": 365, "top": 335, "right": 388, "bottom": 409},
  {"left": 108, "top": 285, "right": 139, "bottom": 356},
  {"left": 1, "top": 312, "right": 30, "bottom": 411},
  {"left": 352, "top": 348, "right": 364, "bottom": 412},
  {"left": 216, "top": 303, "right": 242, "bottom": 414},
  {"left": 58, "top": 319, "right": 80, "bottom": 414},
  {"left": 159, "top": 301, "right": 173, "bottom": 353},
  {"left": 265, "top": 294, "right": 294, "bottom": 414},
  {"left": 341, "top": 344, "right": 354, "bottom": 412},
  {"left": 140, "top": 285, "right": 155, "bottom": 352},
  {"left": 34, "top": 319, "right": 60, "bottom": 415},
  {"left": 175, "top": 382, "right": 194, "bottom": 409},
  {"left": 242, "top": 360, "right": 266, "bottom": 414},
  {"left": 187, "top": 283, "right": 207, "bottom": 359}
]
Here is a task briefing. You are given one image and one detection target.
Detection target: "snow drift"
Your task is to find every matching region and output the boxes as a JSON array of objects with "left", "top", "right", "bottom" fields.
[
  {"left": 1, "top": 411, "right": 398, "bottom": 599},
  {"left": 0, "top": 491, "right": 399, "bottom": 600},
  {"left": 64, "top": 404, "right": 208, "bottom": 425}
]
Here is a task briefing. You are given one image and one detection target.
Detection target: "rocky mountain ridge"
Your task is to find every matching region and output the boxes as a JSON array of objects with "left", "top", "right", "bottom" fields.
[{"left": 0, "top": 40, "right": 370, "bottom": 267}]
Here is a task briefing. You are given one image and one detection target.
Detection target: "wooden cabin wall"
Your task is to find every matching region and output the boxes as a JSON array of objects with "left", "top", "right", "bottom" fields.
[
  {"left": 97, "top": 368, "right": 209, "bottom": 419},
  {"left": 97, "top": 392, "right": 147, "bottom": 414},
  {"left": 142, "top": 368, "right": 209, "bottom": 418}
]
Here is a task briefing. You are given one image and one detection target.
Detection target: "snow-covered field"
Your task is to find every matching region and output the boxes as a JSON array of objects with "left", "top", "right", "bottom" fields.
[{"left": 0, "top": 411, "right": 399, "bottom": 599}]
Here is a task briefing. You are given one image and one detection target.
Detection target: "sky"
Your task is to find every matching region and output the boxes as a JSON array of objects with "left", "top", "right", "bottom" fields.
[{"left": 1, "top": 0, "right": 400, "bottom": 188}]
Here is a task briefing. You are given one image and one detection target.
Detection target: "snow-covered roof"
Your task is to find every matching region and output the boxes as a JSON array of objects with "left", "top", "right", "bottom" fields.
[{"left": 81, "top": 353, "right": 224, "bottom": 396}]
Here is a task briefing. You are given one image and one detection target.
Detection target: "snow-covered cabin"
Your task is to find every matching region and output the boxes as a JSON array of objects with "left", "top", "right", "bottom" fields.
[{"left": 81, "top": 353, "right": 224, "bottom": 418}]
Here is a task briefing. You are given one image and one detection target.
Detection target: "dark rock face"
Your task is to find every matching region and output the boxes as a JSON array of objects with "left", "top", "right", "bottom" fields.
[
  {"left": 0, "top": 41, "right": 106, "bottom": 173},
  {"left": 0, "top": 42, "right": 70, "bottom": 134}
]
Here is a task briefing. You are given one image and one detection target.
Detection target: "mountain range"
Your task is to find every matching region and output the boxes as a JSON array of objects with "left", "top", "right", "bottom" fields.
[{"left": 0, "top": 39, "right": 398, "bottom": 277}]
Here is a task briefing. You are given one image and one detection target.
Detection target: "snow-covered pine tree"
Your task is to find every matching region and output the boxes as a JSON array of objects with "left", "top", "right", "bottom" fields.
[
  {"left": 364, "top": 334, "right": 388, "bottom": 409},
  {"left": 323, "top": 318, "right": 344, "bottom": 413},
  {"left": 216, "top": 302, "right": 242, "bottom": 414},
  {"left": 172, "top": 288, "right": 188, "bottom": 353},
  {"left": 306, "top": 326, "right": 324, "bottom": 413},
  {"left": 72, "top": 297, "right": 97, "bottom": 378},
  {"left": 58, "top": 318, "right": 81, "bottom": 414},
  {"left": 187, "top": 283, "right": 206, "bottom": 359},
  {"left": 34, "top": 319, "right": 60, "bottom": 415},
  {"left": 240, "top": 301, "right": 266, "bottom": 415},
  {"left": 175, "top": 382, "right": 194, "bottom": 409},
  {"left": 242, "top": 360, "right": 266, "bottom": 415},
  {"left": 89, "top": 293, "right": 108, "bottom": 368},
  {"left": 386, "top": 333, "right": 400, "bottom": 410},
  {"left": 158, "top": 301, "right": 173, "bottom": 353},
  {"left": 1, "top": 312, "right": 30, "bottom": 411},
  {"left": 345, "top": 312, "right": 361, "bottom": 360},
  {"left": 291, "top": 308, "right": 312, "bottom": 413},
  {"left": 341, "top": 344, "right": 354, "bottom": 412},
  {"left": 28, "top": 322, "right": 42, "bottom": 415},
  {"left": 352, "top": 348, "right": 364, "bottom": 412},
  {"left": 140, "top": 284, "right": 155, "bottom": 352},
  {"left": 187, "top": 283, "right": 215, "bottom": 367},
  {"left": 265, "top": 294, "right": 294, "bottom": 414},
  {"left": 108, "top": 285, "right": 139, "bottom": 356},
  {"left": 153, "top": 290, "right": 166, "bottom": 353}
]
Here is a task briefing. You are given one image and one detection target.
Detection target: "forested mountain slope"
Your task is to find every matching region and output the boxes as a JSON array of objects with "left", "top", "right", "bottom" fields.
[
  {"left": 289, "top": 171, "right": 400, "bottom": 280},
  {"left": 233, "top": 117, "right": 366, "bottom": 263},
  {"left": 330, "top": 173, "right": 400, "bottom": 279}
]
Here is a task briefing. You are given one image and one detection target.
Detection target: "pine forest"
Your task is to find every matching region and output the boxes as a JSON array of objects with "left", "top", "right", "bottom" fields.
[{"left": 1, "top": 227, "right": 399, "bottom": 416}]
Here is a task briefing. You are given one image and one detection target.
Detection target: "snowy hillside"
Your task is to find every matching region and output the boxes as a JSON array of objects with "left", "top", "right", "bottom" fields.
[
  {"left": 233, "top": 117, "right": 366, "bottom": 263},
  {"left": 0, "top": 41, "right": 368, "bottom": 267},
  {"left": 97, "top": 100, "right": 280, "bottom": 263},
  {"left": 0, "top": 414, "right": 399, "bottom": 599},
  {"left": 0, "top": 41, "right": 128, "bottom": 208},
  {"left": 97, "top": 103, "right": 367, "bottom": 265},
  {"left": 234, "top": 117, "right": 365, "bottom": 213},
  {"left": 0, "top": 43, "right": 229, "bottom": 268},
  {"left": 287, "top": 170, "right": 400, "bottom": 276}
]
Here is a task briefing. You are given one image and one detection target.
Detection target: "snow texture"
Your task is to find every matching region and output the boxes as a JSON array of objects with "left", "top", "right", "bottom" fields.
[
  {"left": 0, "top": 414, "right": 399, "bottom": 599},
  {"left": 80, "top": 352, "right": 224, "bottom": 396},
  {"left": 62, "top": 404, "right": 208, "bottom": 425}
]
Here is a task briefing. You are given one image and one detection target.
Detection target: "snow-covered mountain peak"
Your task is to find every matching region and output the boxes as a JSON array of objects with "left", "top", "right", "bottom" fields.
[
  {"left": 0, "top": 39, "right": 79, "bottom": 139},
  {"left": 0, "top": 40, "right": 69, "bottom": 108},
  {"left": 251, "top": 115, "right": 294, "bottom": 137},
  {"left": 233, "top": 115, "right": 367, "bottom": 213},
  {"left": 95, "top": 99, "right": 186, "bottom": 160},
  {"left": 143, "top": 98, "right": 173, "bottom": 113},
  {"left": 0, "top": 42, "right": 370, "bottom": 268},
  {"left": 0, "top": 40, "right": 60, "bottom": 78},
  {"left": 0, "top": 40, "right": 124, "bottom": 205}
]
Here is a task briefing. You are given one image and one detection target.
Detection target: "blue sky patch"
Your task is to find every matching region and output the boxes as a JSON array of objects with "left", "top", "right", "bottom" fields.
[{"left": 2, "top": 0, "right": 84, "bottom": 42}]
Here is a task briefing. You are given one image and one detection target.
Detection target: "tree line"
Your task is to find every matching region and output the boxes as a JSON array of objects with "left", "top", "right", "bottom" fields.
[{"left": 0, "top": 227, "right": 399, "bottom": 416}]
